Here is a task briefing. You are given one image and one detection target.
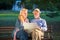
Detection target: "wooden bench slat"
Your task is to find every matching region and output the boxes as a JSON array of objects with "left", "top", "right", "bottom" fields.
[
  {"left": 0, "top": 27, "right": 14, "bottom": 34},
  {"left": 0, "top": 31, "right": 12, "bottom": 33}
]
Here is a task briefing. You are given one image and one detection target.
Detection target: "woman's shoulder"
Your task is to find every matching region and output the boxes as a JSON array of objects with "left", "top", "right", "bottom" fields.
[
  {"left": 16, "top": 19, "right": 21, "bottom": 22},
  {"left": 15, "top": 19, "right": 21, "bottom": 25}
]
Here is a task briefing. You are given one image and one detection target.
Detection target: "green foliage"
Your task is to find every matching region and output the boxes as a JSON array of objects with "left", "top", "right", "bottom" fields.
[
  {"left": 0, "top": 0, "right": 60, "bottom": 10},
  {"left": 0, "top": 0, "right": 15, "bottom": 9},
  {"left": 46, "top": 12, "right": 59, "bottom": 18},
  {"left": 27, "top": 0, "right": 60, "bottom": 11}
]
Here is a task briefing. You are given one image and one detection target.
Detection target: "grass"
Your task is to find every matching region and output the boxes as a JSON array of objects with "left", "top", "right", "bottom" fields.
[
  {"left": 0, "top": 12, "right": 60, "bottom": 21},
  {"left": 0, "top": 11, "right": 60, "bottom": 26}
]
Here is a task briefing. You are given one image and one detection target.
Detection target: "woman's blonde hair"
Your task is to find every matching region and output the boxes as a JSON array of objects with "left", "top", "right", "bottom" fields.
[
  {"left": 18, "top": 8, "right": 28, "bottom": 22},
  {"left": 20, "top": 8, "right": 28, "bottom": 15}
]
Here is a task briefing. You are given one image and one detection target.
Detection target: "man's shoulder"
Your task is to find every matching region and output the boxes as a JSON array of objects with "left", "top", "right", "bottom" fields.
[
  {"left": 31, "top": 18, "right": 45, "bottom": 21},
  {"left": 40, "top": 18, "right": 47, "bottom": 23},
  {"left": 31, "top": 18, "right": 46, "bottom": 22},
  {"left": 40, "top": 18, "right": 46, "bottom": 21}
]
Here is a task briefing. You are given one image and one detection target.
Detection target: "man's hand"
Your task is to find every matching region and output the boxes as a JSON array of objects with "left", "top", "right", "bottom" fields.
[
  {"left": 35, "top": 26, "right": 41, "bottom": 30},
  {"left": 31, "top": 26, "right": 40, "bottom": 32}
]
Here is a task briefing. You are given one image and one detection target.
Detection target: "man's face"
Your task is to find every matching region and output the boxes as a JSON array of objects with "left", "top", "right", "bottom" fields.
[{"left": 33, "top": 10, "right": 40, "bottom": 18}]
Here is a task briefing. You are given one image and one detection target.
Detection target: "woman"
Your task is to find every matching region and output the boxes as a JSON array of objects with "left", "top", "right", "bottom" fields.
[{"left": 12, "top": 8, "right": 29, "bottom": 40}]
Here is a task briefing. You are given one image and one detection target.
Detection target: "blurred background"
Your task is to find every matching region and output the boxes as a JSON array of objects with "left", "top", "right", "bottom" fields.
[{"left": 0, "top": 0, "right": 60, "bottom": 40}]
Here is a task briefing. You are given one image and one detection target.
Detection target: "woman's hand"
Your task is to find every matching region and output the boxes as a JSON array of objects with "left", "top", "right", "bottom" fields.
[{"left": 19, "top": 15, "right": 25, "bottom": 22}]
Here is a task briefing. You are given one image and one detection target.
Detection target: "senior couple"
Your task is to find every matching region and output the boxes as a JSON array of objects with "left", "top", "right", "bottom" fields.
[{"left": 12, "top": 8, "right": 47, "bottom": 40}]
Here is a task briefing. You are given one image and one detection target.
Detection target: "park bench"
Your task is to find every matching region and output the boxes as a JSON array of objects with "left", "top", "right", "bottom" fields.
[
  {"left": 0, "top": 25, "right": 53, "bottom": 40},
  {"left": 0, "top": 27, "right": 14, "bottom": 40},
  {"left": 43, "top": 25, "right": 53, "bottom": 40}
]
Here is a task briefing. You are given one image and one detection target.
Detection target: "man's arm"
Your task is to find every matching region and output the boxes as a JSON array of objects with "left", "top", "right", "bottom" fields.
[{"left": 41, "top": 20, "right": 47, "bottom": 31}]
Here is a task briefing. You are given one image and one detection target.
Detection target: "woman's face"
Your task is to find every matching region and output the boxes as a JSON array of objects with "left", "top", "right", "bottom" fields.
[
  {"left": 33, "top": 10, "right": 40, "bottom": 18},
  {"left": 21, "top": 10, "right": 28, "bottom": 19}
]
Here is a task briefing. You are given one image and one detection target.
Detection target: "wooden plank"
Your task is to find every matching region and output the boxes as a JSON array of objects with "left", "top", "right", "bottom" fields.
[{"left": 0, "top": 27, "right": 14, "bottom": 33}]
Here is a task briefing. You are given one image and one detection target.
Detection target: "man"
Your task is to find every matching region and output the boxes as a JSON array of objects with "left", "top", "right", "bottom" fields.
[{"left": 31, "top": 8, "right": 47, "bottom": 40}]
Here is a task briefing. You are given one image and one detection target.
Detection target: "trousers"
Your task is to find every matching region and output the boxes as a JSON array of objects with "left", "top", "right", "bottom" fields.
[{"left": 16, "top": 30, "right": 28, "bottom": 40}]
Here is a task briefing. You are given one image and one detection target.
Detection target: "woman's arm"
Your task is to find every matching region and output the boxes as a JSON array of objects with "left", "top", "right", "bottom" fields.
[
  {"left": 13, "top": 20, "right": 20, "bottom": 40},
  {"left": 13, "top": 28, "right": 19, "bottom": 40}
]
